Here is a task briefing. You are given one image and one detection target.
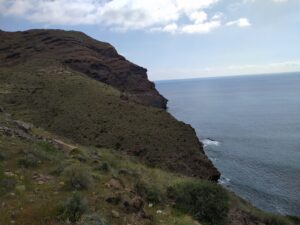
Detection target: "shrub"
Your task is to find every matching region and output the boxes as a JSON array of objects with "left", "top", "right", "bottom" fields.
[
  {"left": 18, "top": 153, "right": 39, "bottom": 168},
  {"left": 77, "top": 214, "right": 105, "bottom": 225},
  {"left": 38, "top": 141, "right": 59, "bottom": 154},
  {"left": 0, "top": 151, "right": 6, "bottom": 161},
  {"left": 64, "top": 164, "right": 92, "bottom": 190},
  {"left": 167, "top": 181, "right": 229, "bottom": 225},
  {"left": 98, "top": 161, "right": 110, "bottom": 172},
  {"left": 70, "top": 149, "right": 88, "bottom": 162},
  {"left": 135, "top": 181, "right": 163, "bottom": 204},
  {"left": 59, "top": 192, "right": 88, "bottom": 223}
]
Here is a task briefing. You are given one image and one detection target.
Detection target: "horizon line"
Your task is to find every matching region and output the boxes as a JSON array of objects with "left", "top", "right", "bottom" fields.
[{"left": 153, "top": 70, "right": 300, "bottom": 82}]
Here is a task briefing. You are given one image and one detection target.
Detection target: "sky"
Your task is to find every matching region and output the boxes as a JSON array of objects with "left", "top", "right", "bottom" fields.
[{"left": 0, "top": 0, "right": 300, "bottom": 81}]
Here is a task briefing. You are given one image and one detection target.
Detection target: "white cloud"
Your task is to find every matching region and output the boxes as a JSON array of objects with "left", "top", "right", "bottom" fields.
[
  {"left": 212, "top": 12, "right": 224, "bottom": 20},
  {"left": 189, "top": 11, "right": 208, "bottom": 24},
  {"left": 0, "top": 0, "right": 250, "bottom": 34},
  {"left": 181, "top": 20, "right": 221, "bottom": 34},
  {"left": 226, "top": 18, "right": 251, "bottom": 27}
]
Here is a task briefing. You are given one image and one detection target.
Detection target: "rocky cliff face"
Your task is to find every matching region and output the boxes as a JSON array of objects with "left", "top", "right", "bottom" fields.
[
  {"left": 0, "top": 29, "right": 220, "bottom": 181},
  {"left": 0, "top": 29, "right": 167, "bottom": 109}
]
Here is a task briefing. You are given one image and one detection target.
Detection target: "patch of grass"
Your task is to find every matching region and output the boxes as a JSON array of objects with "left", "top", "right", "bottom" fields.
[
  {"left": 77, "top": 214, "right": 105, "bottom": 225},
  {"left": 167, "top": 180, "right": 229, "bottom": 225}
]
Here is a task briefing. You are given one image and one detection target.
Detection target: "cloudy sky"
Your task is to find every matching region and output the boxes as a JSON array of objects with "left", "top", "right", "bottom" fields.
[{"left": 1, "top": 0, "right": 300, "bottom": 80}]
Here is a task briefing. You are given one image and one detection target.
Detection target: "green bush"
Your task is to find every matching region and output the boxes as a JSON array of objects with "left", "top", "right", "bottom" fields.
[
  {"left": 63, "top": 164, "right": 93, "bottom": 190},
  {"left": 18, "top": 153, "right": 39, "bottom": 168},
  {"left": 98, "top": 161, "right": 110, "bottom": 172},
  {"left": 38, "top": 141, "right": 59, "bottom": 154},
  {"left": 70, "top": 149, "right": 88, "bottom": 162},
  {"left": 135, "top": 181, "right": 163, "bottom": 204},
  {"left": 167, "top": 181, "right": 229, "bottom": 225},
  {"left": 0, "top": 151, "right": 6, "bottom": 161},
  {"left": 59, "top": 192, "right": 88, "bottom": 223},
  {"left": 77, "top": 214, "right": 105, "bottom": 225}
]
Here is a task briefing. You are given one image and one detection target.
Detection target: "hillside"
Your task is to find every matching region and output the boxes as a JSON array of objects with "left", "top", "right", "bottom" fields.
[
  {"left": 0, "top": 29, "right": 219, "bottom": 180},
  {"left": 1, "top": 113, "right": 299, "bottom": 225}
]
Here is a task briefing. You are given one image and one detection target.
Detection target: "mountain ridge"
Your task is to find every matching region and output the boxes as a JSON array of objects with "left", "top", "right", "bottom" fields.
[{"left": 0, "top": 29, "right": 167, "bottom": 109}]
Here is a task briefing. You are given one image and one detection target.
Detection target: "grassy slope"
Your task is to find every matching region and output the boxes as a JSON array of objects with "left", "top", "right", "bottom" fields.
[
  {"left": 0, "top": 59, "right": 218, "bottom": 180},
  {"left": 0, "top": 113, "right": 298, "bottom": 225},
  {"left": 0, "top": 113, "right": 195, "bottom": 225}
]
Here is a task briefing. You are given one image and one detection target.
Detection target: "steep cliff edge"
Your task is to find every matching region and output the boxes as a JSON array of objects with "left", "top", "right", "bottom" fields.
[
  {"left": 0, "top": 29, "right": 167, "bottom": 109},
  {"left": 0, "top": 29, "right": 219, "bottom": 181}
]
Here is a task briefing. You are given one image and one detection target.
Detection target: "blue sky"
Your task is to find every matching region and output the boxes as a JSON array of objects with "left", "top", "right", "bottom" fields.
[{"left": 1, "top": 0, "right": 300, "bottom": 81}]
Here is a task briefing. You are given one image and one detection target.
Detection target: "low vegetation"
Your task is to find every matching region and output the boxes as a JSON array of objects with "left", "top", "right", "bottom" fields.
[
  {"left": 0, "top": 59, "right": 218, "bottom": 180},
  {"left": 167, "top": 181, "right": 229, "bottom": 225},
  {"left": 58, "top": 192, "right": 88, "bottom": 223},
  {"left": 0, "top": 113, "right": 298, "bottom": 225},
  {"left": 63, "top": 164, "right": 93, "bottom": 191}
]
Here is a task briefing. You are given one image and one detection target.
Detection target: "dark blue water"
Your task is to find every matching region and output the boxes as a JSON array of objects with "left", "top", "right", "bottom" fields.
[{"left": 156, "top": 73, "right": 300, "bottom": 216}]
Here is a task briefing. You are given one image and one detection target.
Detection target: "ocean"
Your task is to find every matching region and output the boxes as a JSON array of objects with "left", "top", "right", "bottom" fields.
[{"left": 156, "top": 72, "right": 300, "bottom": 216}]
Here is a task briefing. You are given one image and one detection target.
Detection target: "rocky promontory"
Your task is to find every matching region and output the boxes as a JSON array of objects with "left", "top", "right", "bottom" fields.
[{"left": 0, "top": 29, "right": 167, "bottom": 109}]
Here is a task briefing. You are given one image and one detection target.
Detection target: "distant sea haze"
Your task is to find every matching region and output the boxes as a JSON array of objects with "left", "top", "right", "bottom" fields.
[{"left": 156, "top": 72, "right": 300, "bottom": 216}]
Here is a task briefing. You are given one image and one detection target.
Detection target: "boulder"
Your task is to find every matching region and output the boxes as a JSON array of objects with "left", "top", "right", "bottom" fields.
[
  {"left": 14, "top": 120, "right": 33, "bottom": 132},
  {"left": 105, "top": 179, "right": 124, "bottom": 190},
  {"left": 123, "top": 196, "right": 145, "bottom": 213},
  {"left": 111, "top": 210, "right": 120, "bottom": 218}
]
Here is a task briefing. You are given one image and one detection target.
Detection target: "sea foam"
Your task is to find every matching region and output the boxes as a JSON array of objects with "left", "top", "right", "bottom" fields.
[{"left": 202, "top": 138, "right": 220, "bottom": 147}]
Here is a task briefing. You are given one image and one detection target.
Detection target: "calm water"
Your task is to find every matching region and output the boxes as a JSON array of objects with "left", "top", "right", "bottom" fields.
[{"left": 156, "top": 73, "right": 300, "bottom": 216}]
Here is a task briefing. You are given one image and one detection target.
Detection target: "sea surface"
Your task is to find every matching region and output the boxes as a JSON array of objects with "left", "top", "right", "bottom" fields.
[{"left": 156, "top": 73, "right": 300, "bottom": 216}]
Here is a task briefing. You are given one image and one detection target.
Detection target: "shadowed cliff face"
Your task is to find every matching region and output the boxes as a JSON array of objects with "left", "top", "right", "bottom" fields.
[{"left": 0, "top": 29, "right": 167, "bottom": 109}]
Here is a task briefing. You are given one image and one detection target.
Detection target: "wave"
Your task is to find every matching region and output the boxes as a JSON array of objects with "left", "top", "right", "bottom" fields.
[
  {"left": 202, "top": 138, "right": 220, "bottom": 147},
  {"left": 219, "top": 176, "right": 231, "bottom": 186}
]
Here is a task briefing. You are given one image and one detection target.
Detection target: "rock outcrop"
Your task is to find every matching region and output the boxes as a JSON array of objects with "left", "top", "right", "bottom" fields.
[{"left": 0, "top": 29, "right": 167, "bottom": 109}]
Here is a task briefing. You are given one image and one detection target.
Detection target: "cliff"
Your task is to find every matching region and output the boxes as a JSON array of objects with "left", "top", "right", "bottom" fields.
[
  {"left": 0, "top": 29, "right": 219, "bottom": 181},
  {"left": 0, "top": 29, "right": 167, "bottom": 109}
]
